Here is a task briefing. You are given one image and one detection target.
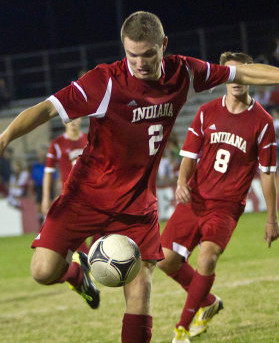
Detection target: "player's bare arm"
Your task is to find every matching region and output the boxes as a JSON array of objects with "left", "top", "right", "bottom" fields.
[
  {"left": 176, "top": 157, "right": 196, "bottom": 204},
  {"left": 0, "top": 100, "right": 58, "bottom": 156},
  {"left": 41, "top": 171, "right": 54, "bottom": 216},
  {"left": 260, "top": 171, "right": 279, "bottom": 248},
  {"left": 235, "top": 63, "right": 279, "bottom": 85}
]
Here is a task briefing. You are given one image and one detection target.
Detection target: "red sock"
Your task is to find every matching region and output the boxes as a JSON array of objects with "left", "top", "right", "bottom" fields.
[
  {"left": 177, "top": 271, "right": 215, "bottom": 330},
  {"left": 122, "top": 314, "right": 152, "bottom": 343},
  {"left": 170, "top": 263, "right": 215, "bottom": 307},
  {"left": 57, "top": 262, "right": 83, "bottom": 287}
]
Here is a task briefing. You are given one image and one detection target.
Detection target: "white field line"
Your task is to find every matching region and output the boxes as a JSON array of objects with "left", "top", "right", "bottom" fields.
[
  {"left": 153, "top": 275, "right": 279, "bottom": 297},
  {"left": 0, "top": 305, "right": 69, "bottom": 319}
]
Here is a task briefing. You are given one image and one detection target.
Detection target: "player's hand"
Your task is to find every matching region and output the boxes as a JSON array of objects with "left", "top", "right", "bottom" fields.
[
  {"left": 175, "top": 183, "right": 191, "bottom": 204},
  {"left": 264, "top": 222, "right": 279, "bottom": 248}
]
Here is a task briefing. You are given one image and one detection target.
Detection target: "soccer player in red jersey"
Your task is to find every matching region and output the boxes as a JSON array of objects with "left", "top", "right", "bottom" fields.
[
  {"left": 42, "top": 118, "right": 87, "bottom": 215},
  {"left": 1, "top": 12, "right": 279, "bottom": 343},
  {"left": 41, "top": 118, "right": 90, "bottom": 253},
  {"left": 158, "top": 52, "right": 279, "bottom": 343}
]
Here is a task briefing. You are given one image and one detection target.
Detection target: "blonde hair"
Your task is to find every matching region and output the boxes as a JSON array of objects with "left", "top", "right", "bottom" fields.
[
  {"left": 220, "top": 51, "right": 253, "bottom": 65},
  {"left": 121, "top": 11, "right": 165, "bottom": 46}
]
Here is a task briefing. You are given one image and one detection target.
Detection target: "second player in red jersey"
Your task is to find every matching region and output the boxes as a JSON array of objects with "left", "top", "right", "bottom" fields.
[
  {"left": 159, "top": 52, "right": 279, "bottom": 343},
  {"left": 41, "top": 118, "right": 90, "bottom": 253},
  {"left": 42, "top": 118, "right": 87, "bottom": 215}
]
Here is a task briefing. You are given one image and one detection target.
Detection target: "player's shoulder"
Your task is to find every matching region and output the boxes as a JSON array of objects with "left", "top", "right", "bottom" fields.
[
  {"left": 50, "top": 134, "right": 62, "bottom": 144},
  {"left": 50, "top": 133, "right": 67, "bottom": 145},
  {"left": 164, "top": 54, "right": 203, "bottom": 68},
  {"left": 252, "top": 100, "right": 274, "bottom": 122},
  {"left": 199, "top": 97, "right": 222, "bottom": 112},
  {"left": 83, "top": 59, "right": 127, "bottom": 80}
]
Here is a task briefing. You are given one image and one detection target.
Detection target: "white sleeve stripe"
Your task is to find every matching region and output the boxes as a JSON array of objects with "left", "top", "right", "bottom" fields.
[
  {"left": 47, "top": 153, "right": 55, "bottom": 158},
  {"left": 263, "top": 142, "right": 277, "bottom": 149},
  {"left": 228, "top": 66, "right": 236, "bottom": 82},
  {"left": 205, "top": 62, "right": 210, "bottom": 82},
  {"left": 47, "top": 95, "right": 71, "bottom": 124},
  {"left": 54, "top": 143, "right": 61, "bottom": 159},
  {"left": 88, "top": 78, "right": 112, "bottom": 118},
  {"left": 200, "top": 111, "right": 204, "bottom": 136},
  {"left": 73, "top": 82, "right": 88, "bottom": 102},
  {"left": 185, "top": 66, "right": 196, "bottom": 100},
  {"left": 44, "top": 167, "right": 56, "bottom": 173},
  {"left": 259, "top": 164, "right": 277, "bottom": 173},
  {"left": 257, "top": 124, "right": 268, "bottom": 145},
  {"left": 188, "top": 128, "right": 199, "bottom": 136},
  {"left": 180, "top": 150, "right": 198, "bottom": 159}
]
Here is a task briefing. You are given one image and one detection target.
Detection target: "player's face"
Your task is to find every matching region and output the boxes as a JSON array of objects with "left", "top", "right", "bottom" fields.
[
  {"left": 225, "top": 60, "right": 250, "bottom": 97},
  {"left": 123, "top": 36, "right": 167, "bottom": 81}
]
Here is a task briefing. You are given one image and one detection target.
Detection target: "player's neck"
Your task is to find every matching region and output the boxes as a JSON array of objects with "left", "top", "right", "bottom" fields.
[
  {"left": 225, "top": 93, "right": 251, "bottom": 114},
  {"left": 65, "top": 130, "right": 81, "bottom": 140}
]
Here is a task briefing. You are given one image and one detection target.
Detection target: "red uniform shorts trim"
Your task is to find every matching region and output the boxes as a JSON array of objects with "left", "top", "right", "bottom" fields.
[
  {"left": 32, "top": 195, "right": 164, "bottom": 261},
  {"left": 161, "top": 202, "right": 243, "bottom": 258}
]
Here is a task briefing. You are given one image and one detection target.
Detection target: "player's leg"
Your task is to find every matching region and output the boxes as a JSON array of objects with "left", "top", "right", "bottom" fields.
[
  {"left": 184, "top": 209, "right": 240, "bottom": 337},
  {"left": 122, "top": 260, "right": 155, "bottom": 343},
  {"left": 159, "top": 204, "right": 216, "bottom": 305},
  {"left": 31, "top": 247, "right": 100, "bottom": 309},
  {"left": 107, "top": 210, "right": 162, "bottom": 343},
  {"left": 177, "top": 241, "right": 222, "bottom": 331},
  {"left": 31, "top": 196, "right": 101, "bottom": 309},
  {"left": 31, "top": 247, "right": 68, "bottom": 284}
]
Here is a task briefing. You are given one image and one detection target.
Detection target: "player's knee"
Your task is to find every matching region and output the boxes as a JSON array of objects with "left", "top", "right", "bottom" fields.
[
  {"left": 124, "top": 261, "right": 155, "bottom": 314},
  {"left": 158, "top": 249, "right": 184, "bottom": 275},
  {"left": 157, "top": 258, "right": 181, "bottom": 275},
  {"left": 126, "top": 282, "right": 151, "bottom": 314},
  {"left": 197, "top": 253, "right": 218, "bottom": 274},
  {"left": 31, "top": 258, "right": 56, "bottom": 284}
]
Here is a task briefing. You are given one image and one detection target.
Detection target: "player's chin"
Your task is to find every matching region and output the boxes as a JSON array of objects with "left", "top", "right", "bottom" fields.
[{"left": 136, "top": 73, "right": 152, "bottom": 80}]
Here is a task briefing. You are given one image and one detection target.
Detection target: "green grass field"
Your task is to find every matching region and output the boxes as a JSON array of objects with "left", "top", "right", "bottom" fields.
[{"left": 0, "top": 212, "right": 278, "bottom": 343}]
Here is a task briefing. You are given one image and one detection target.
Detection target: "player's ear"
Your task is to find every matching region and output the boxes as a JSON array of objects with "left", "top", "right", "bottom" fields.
[{"left": 162, "top": 36, "right": 168, "bottom": 52}]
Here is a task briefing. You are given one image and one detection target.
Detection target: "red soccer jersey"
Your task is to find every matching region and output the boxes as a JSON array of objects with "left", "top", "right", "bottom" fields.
[
  {"left": 47, "top": 56, "right": 235, "bottom": 215},
  {"left": 181, "top": 96, "right": 277, "bottom": 206},
  {"left": 45, "top": 133, "right": 88, "bottom": 183}
]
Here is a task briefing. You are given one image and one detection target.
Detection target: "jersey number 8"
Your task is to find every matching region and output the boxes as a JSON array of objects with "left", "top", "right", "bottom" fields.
[{"left": 214, "top": 149, "right": 230, "bottom": 173}]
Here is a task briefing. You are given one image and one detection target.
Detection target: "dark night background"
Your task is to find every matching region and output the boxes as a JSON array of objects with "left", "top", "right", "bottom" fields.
[{"left": 1, "top": 0, "right": 279, "bottom": 56}]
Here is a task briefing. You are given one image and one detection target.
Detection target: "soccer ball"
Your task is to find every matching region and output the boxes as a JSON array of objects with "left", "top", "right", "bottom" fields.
[{"left": 88, "top": 234, "right": 142, "bottom": 287}]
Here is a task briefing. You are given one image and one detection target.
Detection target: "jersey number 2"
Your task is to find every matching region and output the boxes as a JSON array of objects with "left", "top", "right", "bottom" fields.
[
  {"left": 214, "top": 149, "right": 230, "bottom": 173},
  {"left": 149, "top": 124, "right": 163, "bottom": 155}
]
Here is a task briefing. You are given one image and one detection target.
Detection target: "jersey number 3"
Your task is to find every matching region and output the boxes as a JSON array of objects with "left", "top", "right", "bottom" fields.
[
  {"left": 149, "top": 124, "right": 163, "bottom": 155},
  {"left": 214, "top": 149, "right": 230, "bottom": 173}
]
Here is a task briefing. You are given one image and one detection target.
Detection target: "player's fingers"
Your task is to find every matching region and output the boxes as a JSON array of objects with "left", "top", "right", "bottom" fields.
[
  {"left": 264, "top": 230, "right": 267, "bottom": 242},
  {"left": 176, "top": 190, "right": 189, "bottom": 204}
]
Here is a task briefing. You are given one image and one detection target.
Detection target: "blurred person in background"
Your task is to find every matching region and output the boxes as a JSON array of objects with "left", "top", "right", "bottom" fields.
[
  {"left": 8, "top": 160, "right": 29, "bottom": 208},
  {"left": 0, "top": 146, "right": 13, "bottom": 197},
  {"left": 253, "top": 85, "right": 271, "bottom": 111},
  {"left": 30, "top": 146, "right": 50, "bottom": 224},
  {"left": 157, "top": 138, "right": 181, "bottom": 187},
  {"left": 42, "top": 118, "right": 89, "bottom": 253},
  {"left": 271, "top": 106, "right": 279, "bottom": 157},
  {"left": 270, "top": 37, "right": 279, "bottom": 67}
]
